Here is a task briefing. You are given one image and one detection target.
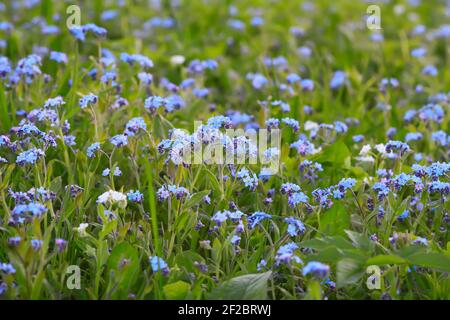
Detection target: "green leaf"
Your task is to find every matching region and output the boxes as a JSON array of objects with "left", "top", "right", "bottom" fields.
[
  {"left": 319, "top": 204, "right": 350, "bottom": 236},
  {"left": 202, "top": 168, "right": 222, "bottom": 196},
  {"left": 107, "top": 242, "right": 140, "bottom": 294},
  {"left": 183, "top": 190, "right": 210, "bottom": 210},
  {"left": 0, "top": 82, "right": 10, "bottom": 131},
  {"left": 99, "top": 218, "right": 117, "bottom": 240},
  {"left": 163, "top": 281, "right": 191, "bottom": 300},
  {"left": 345, "top": 230, "right": 374, "bottom": 252},
  {"left": 314, "top": 140, "right": 351, "bottom": 166},
  {"left": 208, "top": 271, "right": 272, "bottom": 300},
  {"left": 175, "top": 250, "right": 205, "bottom": 272},
  {"left": 366, "top": 255, "right": 407, "bottom": 266},
  {"left": 337, "top": 258, "right": 365, "bottom": 288},
  {"left": 407, "top": 253, "right": 450, "bottom": 272}
]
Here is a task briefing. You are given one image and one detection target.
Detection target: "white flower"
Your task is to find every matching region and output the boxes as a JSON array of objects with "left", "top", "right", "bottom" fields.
[
  {"left": 304, "top": 120, "right": 319, "bottom": 131},
  {"left": 97, "top": 190, "right": 127, "bottom": 208},
  {"left": 170, "top": 55, "right": 185, "bottom": 65},
  {"left": 310, "top": 145, "right": 321, "bottom": 154},
  {"left": 76, "top": 223, "right": 89, "bottom": 237},
  {"left": 359, "top": 144, "right": 371, "bottom": 156},
  {"left": 363, "top": 177, "right": 373, "bottom": 184},
  {"left": 355, "top": 155, "right": 375, "bottom": 163},
  {"left": 375, "top": 144, "right": 386, "bottom": 154}
]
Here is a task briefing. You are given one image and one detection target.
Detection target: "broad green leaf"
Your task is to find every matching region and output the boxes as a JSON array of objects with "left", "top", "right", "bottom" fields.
[
  {"left": 366, "top": 255, "right": 407, "bottom": 266},
  {"left": 183, "top": 190, "right": 210, "bottom": 210},
  {"left": 407, "top": 253, "right": 450, "bottom": 272},
  {"left": 163, "top": 281, "right": 191, "bottom": 300},
  {"left": 337, "top": 258, "right": 365, "bottom": 288},
  {"left": 319, "top": 204, "right": 350, "bottom": 236},
  {"left": 314, "top": 140, "right": 351, "bottom": 166},
  {"left": 107, "top": 242, "right": 140, "bottom": 293},
  {"left": 208, "top": 271, "right": 272, "bottom": 300}
]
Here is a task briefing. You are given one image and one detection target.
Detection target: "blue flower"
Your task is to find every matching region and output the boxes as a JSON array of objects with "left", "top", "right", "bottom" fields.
[
  {"left": 145, "top": 96, "right": 165, "bottom": 111},
  {"left": 288, "top": 192, "right": 309, "bottom": 207},
  {"left": 101, "top": 10, "right": 118, "bottom": 21},
  {"left": 247, "top": 73, "right": 268, "bottom": 89},
  {"left": 338, "top": 178, "right": 356, "bottom": 191},
  {"left": 425, "top": 162, "right": 450, "bottom": 178},
  {"left": 127, "top": 190, "right": 144, "bottom": 203},
  {"left": 290, "top": 136, "right": 316, "bottom": 155},
  {"left": 329, "top": 70, "right": 346, "bottom": 89},
  {"left": 164, "top": 95, "right": 185, "bottom": 112},
  {"left": 125, "top": 117, "right": 147, "bottom": 136},
  {"left": 16, "top": 148, "right": 45, "bottom": 166},
  {"left": 0, "top": 282, "right": 7, "bottom": 295},
  {"left": 228, "top": 19, "right": 245, "bottom": 31},
  {"left": 0, "top": 263, "right": 16, "bottom": 275},
  {"left": 8, "top": 236, "right": 21, "bottom": 246},
  {"left": 412, "top": 237, "right": 428, "bottom": 246},
  {"left": 0, "top": 56, "right": 11, "bottom": 78},
  {"left": 422, "top": 64, "right": 437, "bottom": 76},
  {"left": 100, "top": 70, "right": 117, "bottom": 86},
  {"left": 110, "top": 134, "right": 128, "bottom": 147},
  {"left": 303, "top": 261, "right": 330, "bottom": 279},
  {"left": 120, "top": 53, "right": 153, "bottom": 68},
  {"left": 237, "top": 168, "right": 258, "bottom": 191},
  {"left": 272, "top": 100, "right": 290, "bottom": 113},
  {"left": 50, "top": 51, "right": 68, "bottom": 64},
  {"left": 227, "top": 210, "right": 244, "bottom": 222},
  {"left": 44, "top": 96, "right": 65, "bottom": 108},
  {"left": 247, "top": 211, "right": 272, "bottom": 229},
  {"left": 187, "top": 59, "right": 218, "bottom": 74},
  {"left": 69, "top": 26, "right": 85, "bottom": 41},
  {"left": 418, "top": 104, "right": 444, "bottom": 123},
  {"left": 149, "top": 256, "right": 169, "bottom": 274},
  {"left": 257, "top": 259, "right": 267, "bottom": 271},
  {"left": 212, "top": 211, "right": 228, "bottom": 226},
  {"left": 312, "top": 188, "right": 333, "bottom": 208},
  {"left": 157, "top": 184, "right": 190, "bottom": 201},
  {"left": 428, "top": 181, "right": 450, "bottom": 195},
  {"left": 14, "top": 54, "right": 42, "bottom": 83},
  {"left": 285, "top": 217, "right": 306, "bottom": 236},
  {"left": 265, "top": 118, "right": 280, "bottom": 129},
  {"left": 86, "top": 142, "right": 101, "bottom": 158},
  {"left": 180, "top": 78, "right": 195, "bottom": 89},
  {"left": 411, "top": 47, "right": 427, "bottom": 58},
  {"left": 82, "top": 23, "right": 107, "bottom": 37},
  {"left": 79, "top": 93, "right": 98, "bottom": 109},
  {"left": 373, "top": 182, "right": 390, "bottom": 200},
  {"left": 431, "top": 130, "right": 449, "bottom": 146},
  {"left": 397, "top": 210, "right": 409, "bottom": 222},
  {"left": 55, "top": 238, "right": 68, "bottom": 252},
  {"left": 334, "top": 121, "right": 348, "bottom": 133},
  {"left": 300, "top": 79, "right": 314, "bottom": 91},
  {"left": 230, "top": 235, "right": 241, "bottom": 245},
  {"left": 352, "top": 135, "right": 364, "bottom": 143},
  {"left": 281, "top": 118, "right": 300, "bottom": 132},
  {"left": 138, "top": 72, "right": 153, "bottom": 85},
  {"left": 31, "top": 239, "right": 43, "bottom": 251},
  {"left": 404, "top": 109, "right": 417, "bottom": 122},
  {"left": 264, "top": 56, "right": 287, "bottom": 69},
  {"left": 147, "top": 17, "right": 175, "bottom": 29},
  {"left": 385, "top": 140, "right": 410, "bottom": 157},
  {"left": 405, "top": 132, "right": 423, "bottom": 142},
  {"left": 286, "top": 73, "right": 301, "bottom": 84},
  {"left": 275, "top": 242, "right": 302, "bottom": 266}
]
